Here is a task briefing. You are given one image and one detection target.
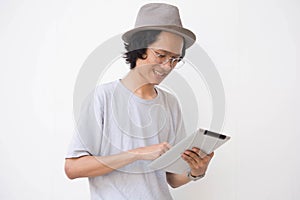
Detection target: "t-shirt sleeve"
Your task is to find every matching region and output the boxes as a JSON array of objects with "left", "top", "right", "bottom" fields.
[{"left": 65, "top": 89, "right": 104, "bottom": 158}]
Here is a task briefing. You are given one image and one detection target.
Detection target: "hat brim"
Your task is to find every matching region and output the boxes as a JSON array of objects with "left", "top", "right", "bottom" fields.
[{"left": 122, "top": 25, "right": 196, "bottom": 49}]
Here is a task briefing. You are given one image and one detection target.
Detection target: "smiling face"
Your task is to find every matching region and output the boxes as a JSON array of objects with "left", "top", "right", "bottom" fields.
[{"left": 135, "top": 31, "right": 184, "bottom": 85}]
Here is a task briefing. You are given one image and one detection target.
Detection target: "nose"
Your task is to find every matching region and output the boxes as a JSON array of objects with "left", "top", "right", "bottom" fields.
[{"left": 161, "top": 59, "right": 174, "bottom": 70}]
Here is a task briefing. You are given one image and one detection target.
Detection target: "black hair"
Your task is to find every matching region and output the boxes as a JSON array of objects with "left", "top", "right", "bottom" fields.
[{"left": 123, "top": 30, "right": 186, "bottom": 69}]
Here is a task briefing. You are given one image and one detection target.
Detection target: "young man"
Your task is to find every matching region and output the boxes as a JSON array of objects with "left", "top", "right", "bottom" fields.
[{"left": 65, "top": 3, "right": 214, "bottom": 200}]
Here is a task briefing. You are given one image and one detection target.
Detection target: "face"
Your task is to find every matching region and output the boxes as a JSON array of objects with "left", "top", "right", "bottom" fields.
[{"left": 135, "top": 31, "right": 184, "bottom": 85}]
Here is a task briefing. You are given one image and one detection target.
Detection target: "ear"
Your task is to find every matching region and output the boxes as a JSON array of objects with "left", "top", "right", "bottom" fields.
[{"left": 142, "top": 54, "right": 147, "bottom": 59}]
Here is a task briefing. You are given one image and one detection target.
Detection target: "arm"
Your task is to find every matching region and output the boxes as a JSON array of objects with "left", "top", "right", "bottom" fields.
[
  {"left": 166, "top": 172, "right": 190, "bottom": 188},
  {"left": 65, "top": 152, "right": 136, "bottom": 179},
  {"left": 166, "top": 148, "right": 214, "bottom": 188},
  {"left": 64, "top": 142, "right": 171, "bottom": 179}
]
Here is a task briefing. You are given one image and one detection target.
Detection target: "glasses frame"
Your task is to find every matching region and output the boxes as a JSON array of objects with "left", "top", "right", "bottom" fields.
[{"left": 148, "top": 48, "right": 185, "bottom": 68}]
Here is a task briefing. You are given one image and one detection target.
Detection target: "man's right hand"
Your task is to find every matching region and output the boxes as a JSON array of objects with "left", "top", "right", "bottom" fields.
[
  {"left": 129, "top": 142, "right": 171, "bottom": 160},
  {"left": 65, "top": 142, "right": 171, "bottom": 179}
]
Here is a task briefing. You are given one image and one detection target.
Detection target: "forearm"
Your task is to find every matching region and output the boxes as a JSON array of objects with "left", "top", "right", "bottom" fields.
[
  {"left": 166, "top": 172, "right": 191, "bottom": 188},
  {"left": 65, "top": 142, "right": 170, "bottom": 179},
  {"left": 65, "top": 151, "right": 137, "bottom": 179}
]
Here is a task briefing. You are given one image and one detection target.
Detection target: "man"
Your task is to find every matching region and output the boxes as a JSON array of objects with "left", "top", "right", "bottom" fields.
[{"left": 65, "top": 3, "right": 214, "bottom": 200}]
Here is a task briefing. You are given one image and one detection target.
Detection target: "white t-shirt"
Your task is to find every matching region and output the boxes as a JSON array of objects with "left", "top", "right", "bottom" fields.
[{"left": 66, "top": 80, "right": 186, "bottom": 200}]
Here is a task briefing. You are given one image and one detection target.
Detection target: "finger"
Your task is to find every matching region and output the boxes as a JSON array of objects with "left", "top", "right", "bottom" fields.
[
  {"left": 186, "top": 149, "right": 214, "bottom": 167},
  {"left": 159, "top": 143, "right": 171, "bottom": 155},
  {"left": 183, "top": 151, "right": 202, "bottom": 168},
  {"left": 205, "top": 151, "right": 214, "bottom": 161},
  {"left": 202, "top": 151, "right": 214, "bottom": 160},
  {"left": 189, "top": 148, "right": 207, "bottom": 159},
  {"left": 198, "top": 150, "right": 208, "bottom": 159},
  {"left": 191, "top": 147, "right": 200, "bottom": 154},
  {"left": 166, "top": 143, "right": 172, "bottom": 149},
  {"left": 162, "top": 142, "right": 171, "bottom": 150},
  {"left": 199, "top": 152, "right": 214, "bottom": 164},
  {"left": 184, "top": 150, "right": 202, "bottom": 162},
  {"left": 208, "top": 151, "right": 214, "bottom": 158},
  {"left": 181, "top": 153, "right": 198, "bottom": 169}
]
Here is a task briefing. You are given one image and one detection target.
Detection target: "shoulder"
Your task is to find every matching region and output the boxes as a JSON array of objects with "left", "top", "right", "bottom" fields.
[
  {"left": 156, "top": 87, "right": 180, "bottom": 107},
  {"left": 94, "top": 80, "right": 119, "bottom": 97},
  {"left": 81, "top": 80, "right": 119, "bottom": 108},
  {"left": 96, "top": 80, "right": 118, "bottom": 92}
]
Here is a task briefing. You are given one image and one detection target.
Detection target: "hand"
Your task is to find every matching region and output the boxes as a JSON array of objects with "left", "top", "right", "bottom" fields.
[
  {"left": 181, "top": 147, "right": 214, "bottom": 177},
  {"left": 129, "top": 142, "right": 171, "bottom": 160}
]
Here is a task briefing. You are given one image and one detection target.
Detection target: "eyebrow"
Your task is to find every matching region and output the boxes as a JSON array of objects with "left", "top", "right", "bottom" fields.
[{"left": 156, "top": 49, "right": 181, "bottom": 57}]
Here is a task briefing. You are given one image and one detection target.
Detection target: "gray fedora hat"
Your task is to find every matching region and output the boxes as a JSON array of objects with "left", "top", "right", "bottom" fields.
[{"left": 122, "top": 3, "right": 196, "bottom": 49}]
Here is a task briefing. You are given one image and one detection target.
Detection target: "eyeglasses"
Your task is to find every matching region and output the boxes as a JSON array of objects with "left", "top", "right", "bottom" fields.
[{"left": 148, "top": 48, "right": 185, "bottom": 68}]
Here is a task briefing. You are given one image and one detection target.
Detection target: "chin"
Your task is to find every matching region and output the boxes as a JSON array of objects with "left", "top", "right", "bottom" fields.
[
  {"left": 150, "top": 78, "right": 165, "bottom": 85},
  {"left": 148, "top": 81, "right": 159, "bottom": 85}
]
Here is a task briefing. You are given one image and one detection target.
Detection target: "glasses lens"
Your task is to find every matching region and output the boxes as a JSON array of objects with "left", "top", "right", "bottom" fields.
[
  {"left": 150, "top": 48, "right": 185, "bottom": 69},
  {"left": 174, "top": 59, "right": 185, "bottom": 69}
]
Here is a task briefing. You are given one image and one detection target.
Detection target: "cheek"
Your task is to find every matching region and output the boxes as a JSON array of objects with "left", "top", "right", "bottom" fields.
[
  {"left": 136, "top": 64, "right": 153, "bottom": 77},
  {"left": 137, "top": 62, "right": 156, "bottom": 72},
  {"left": 135, "top": 58, "right": 145, "bottom": 67},
  {"left": 136, "top": 58, "right": 152, "bottom": 68}
]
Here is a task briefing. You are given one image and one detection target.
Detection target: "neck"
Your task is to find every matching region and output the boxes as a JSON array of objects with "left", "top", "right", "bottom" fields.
[{"left": 121, "top": 70, "right": 157, "bottom": 100}]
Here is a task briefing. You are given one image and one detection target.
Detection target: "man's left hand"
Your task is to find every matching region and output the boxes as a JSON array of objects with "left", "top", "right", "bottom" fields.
[{"left": 181, "top": 147, "right": 214, "bottom": 177}]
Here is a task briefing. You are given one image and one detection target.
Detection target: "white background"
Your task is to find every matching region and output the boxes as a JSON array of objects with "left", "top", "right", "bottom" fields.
[{"left": 0, "top": 0, "right": 299, "bottom": 199}]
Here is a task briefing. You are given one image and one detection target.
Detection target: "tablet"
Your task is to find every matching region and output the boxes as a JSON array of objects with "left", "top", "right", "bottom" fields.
[{"left": 148, "top": 128, "right": 231, "bottom": 174}]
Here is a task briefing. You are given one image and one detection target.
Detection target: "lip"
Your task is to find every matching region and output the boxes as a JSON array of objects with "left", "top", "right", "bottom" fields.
[
  {"left": 153, "top": 69, "right": 168, "bottom": 79},
  {"left": 154, "top": 70, "right": 165, "bottom": 76}
]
